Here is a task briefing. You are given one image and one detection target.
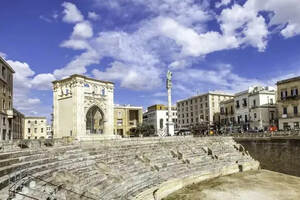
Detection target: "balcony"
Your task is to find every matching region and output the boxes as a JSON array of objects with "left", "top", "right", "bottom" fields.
[
  {"left": 280, "top": 95, "right": 300, "bottom": 101},
  {"left": 6, "top": 109, "right": 13, "bottom": 118}
]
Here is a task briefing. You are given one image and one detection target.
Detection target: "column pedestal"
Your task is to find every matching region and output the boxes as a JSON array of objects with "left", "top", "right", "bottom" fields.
[{"left": 167, "top": 122, "right": 175, "bottom": 136}]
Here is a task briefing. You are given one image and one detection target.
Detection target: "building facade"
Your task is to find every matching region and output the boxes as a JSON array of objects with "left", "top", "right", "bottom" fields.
[
  {"left": 12, "top": 109, "right": 25, "bottom": 139},
  {"left": 234, "top": 89, "right": 251, "bottom": 130},
  {"left": 177, "top": 92, "right": 233, "bottom": 129},
  {"left": 248, "top": 86, "right": 277, "bottom": 130},
  {"left": 234, "top": 86, "right": 277, "bottom": 131},
  {"left": 53, "top": 74, "right": 115, "bottom": 140},
  {"left": 46, "top": 125, "right": 52, "bottom": 139},
  {"left": 24, "top": 117, "right": 47, "bottom": 139},
  {"left": 220, "top": 98, "right": 235, "bottom": 127},
  {"left": 0, "top": 56, "right": 14, "bottom": 141},
  {"left": 114, "top": 105, "right": 143, "bottom": 137},
  {"left": 143, "top": 104, "right": 177, "bottom": 135},
  {"left": 277, "top": 77, "right": 300, "bottom": 130}
]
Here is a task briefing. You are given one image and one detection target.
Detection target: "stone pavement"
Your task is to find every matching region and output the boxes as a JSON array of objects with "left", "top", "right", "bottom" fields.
[{"left": 164, "top": 170, "right": 300, "bottom": 200}]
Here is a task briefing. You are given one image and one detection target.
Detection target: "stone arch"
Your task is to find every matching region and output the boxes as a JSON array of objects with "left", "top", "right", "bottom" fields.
[{"left": 85, "top": 105, "right": 105, "bottom": 134}]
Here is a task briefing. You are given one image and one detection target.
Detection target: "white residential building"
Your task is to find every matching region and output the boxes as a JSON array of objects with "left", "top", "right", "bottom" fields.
[
  {"left": 24, "top": 117, "right": 47, "bottom": 139},
  {"left": 234, "top": 86, "right": 277, "bottom": 131},
  {"left": 143, "top": 104, "right": 177, "bottom": 135},
  {"left": 234, "top": 89, "right": 252, "bottom": 130}
]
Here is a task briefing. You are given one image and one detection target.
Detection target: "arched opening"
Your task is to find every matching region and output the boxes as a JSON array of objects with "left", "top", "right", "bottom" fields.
[{"left": 86, "top": 106, "right": 104, "bottom": 134}]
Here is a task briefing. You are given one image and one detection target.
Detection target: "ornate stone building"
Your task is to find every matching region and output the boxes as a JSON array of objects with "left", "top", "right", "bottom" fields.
[{"left": 53, "top": 74, "right": 115, "bottom": 140}]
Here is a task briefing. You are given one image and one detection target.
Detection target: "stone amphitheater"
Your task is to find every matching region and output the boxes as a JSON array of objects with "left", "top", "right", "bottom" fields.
[{"left": 0, "top": 136, "right": 259, "bottom": 200}]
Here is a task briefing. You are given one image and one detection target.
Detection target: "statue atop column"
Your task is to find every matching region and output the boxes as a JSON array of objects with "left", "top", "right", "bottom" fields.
[
  {"left": 166, "top": 70, "right": 172, "bottom": 89},
  {"left": 166, "top": 70, "right": 174, "bottom": 136}
]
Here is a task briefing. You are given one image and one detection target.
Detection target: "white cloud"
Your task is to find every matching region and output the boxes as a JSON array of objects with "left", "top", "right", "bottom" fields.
[
  {"left": 92, "top": 61, "right": 162, "bottom": 90},
  {"left": 60, "top": 39, "right": 90, "bottom": 50},
  {"left": 218, "top": 4, "right": 268, "bottom": 51},
  {"left": 54, "top": 49, "right": 100, "bottom": 78},
  {"left": 7, "top": 60, "right": 35, "bottom": 90},
  {"left": 0, "top": 52, "right": 7, "bottom": 59},
  {"left": 215, "top": 0, "right": 231, "bottom": 8},
  {"left": 159, "top": 17, "right": 239, "bottom": 56},
  {"left": 250, "top": 0, "right": 300, "bottom": 38},
  {"left": 168, "top": 60, "right": 189, "bottom": 70},
  {"left": 71, "top": 21, "right": 93, "bottom": 39},
  {"left": 88, "top": 11, "right": 99, "bottom": 20},
  {"left": 31, "top": 73, "right": 56, "bottom": 90},
  {"left": 62, "top": 2, "right": 84, "bottom": 23},
  {"left": 5, "top": 60, "right": 42, "bottom": 115}
]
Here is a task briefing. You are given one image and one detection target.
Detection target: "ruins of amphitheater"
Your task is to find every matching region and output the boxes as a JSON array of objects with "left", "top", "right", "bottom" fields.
[{"left": 0, "top": 136, "right": 261, "bottom": 200}]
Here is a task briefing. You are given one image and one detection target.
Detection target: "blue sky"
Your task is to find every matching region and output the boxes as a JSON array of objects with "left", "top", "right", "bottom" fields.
[{"left": 1, "top": 0, "right": 300, "bottom": 122}]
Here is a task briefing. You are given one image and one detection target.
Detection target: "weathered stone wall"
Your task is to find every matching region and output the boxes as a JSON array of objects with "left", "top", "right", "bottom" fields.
[
  {"left": 236, "top": 137, "right": 300, "bottom": 177},
  {"left": 0, "top": 136, "right": 259, "bottom": 200}
]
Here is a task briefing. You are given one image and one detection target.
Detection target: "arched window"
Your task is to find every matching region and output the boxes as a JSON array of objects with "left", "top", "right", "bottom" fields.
[
  {"left": 86, "top": 106, "right": 104, "bottom": 134},
  {"left": 160, "top": 119, "right": 163, "bottom": 129}
]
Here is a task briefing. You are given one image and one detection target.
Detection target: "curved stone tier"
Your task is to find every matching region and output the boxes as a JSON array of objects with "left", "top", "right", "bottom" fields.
[{"left": 0, "top": 136, "right": 259, "bottom": 200}]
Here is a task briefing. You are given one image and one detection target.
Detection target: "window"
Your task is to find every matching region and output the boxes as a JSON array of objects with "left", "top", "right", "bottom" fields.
[
  {"left": 160, "top": 119, "right": 163, "bottom": 129},
  {"left": 2, "top": 117, "right": 5, "bottom": 125},
  {"left": 254, "top": 113, "right": 257, "bottom": 119},
  {"left": 294, "top": 106, "right": 298, "bottom": 115},
  {"left": 283, "top": 122, "right": 289, "bottom": 130},
  {"left": 291, "top": 88, "right": 298, "bottom": 96},
  {"left": 245, "top": 115, "right": 248, "bottom": 122},
  {"left": 41, "top": 128, "right": 43, "bottom": 133},
  {"left": 236, "top": 100, "right": 240, "bottom": 108},
  {"left": 117, "top": 119, "right": 123, "bottom": 126},
  {"left": 28, "top": 128, "right": 30, "bottom": 133},
  {"left": 270, "top": 111, "right": 275, "bottom": 120},
  {"left": 253, "top": 100, "right": 256, "bottom": 107},
  {"left": 283, "top": 107, "right": 287, "bottom": 115},
  {"left": 294, "top": 122, "right": 299, "bottom": 129},
  {"left": 34, "top": 128, "right": 37, "bottom": 133},
  {"left": 242, "top": 98, "right": 247, "bottom": 107},
  {"left": 220, "top": 107, "right": 224, "bottom": 114},
  {"left": 270, "top": 98, "right": 274, "bottom": 105},
  {"left": 2, "top": 100, "right": 5, "bottom": 110},
  {"left": 281, "top": 90, "right": 288, "bottom": 99},
  {"left": 28, "top": 120, "right": 31, "bottom": 123},
  {"left": 205, "top": 102, "right": 208, "bottom": 107},
  {"left": 102, "top": 88, "right": 105, "bottom": 95},
  {"left": 2, "top": 66, "right": 6, "bottom": 79},
  {"left": 35, "top": 120, "right": 37, "bottom": 124}
]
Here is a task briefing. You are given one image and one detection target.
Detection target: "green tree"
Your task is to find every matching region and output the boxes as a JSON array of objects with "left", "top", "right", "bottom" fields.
[{"left": 129, "top": 123, "right": 155, "bottom": 137}]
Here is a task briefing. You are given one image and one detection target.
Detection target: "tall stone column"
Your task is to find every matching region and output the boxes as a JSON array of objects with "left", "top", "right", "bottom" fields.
[{"left": 166, "top": 70, "right": 175, "bottom": 136}]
